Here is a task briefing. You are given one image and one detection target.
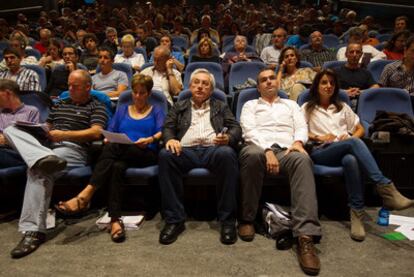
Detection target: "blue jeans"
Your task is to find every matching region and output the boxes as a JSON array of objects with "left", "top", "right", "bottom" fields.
[
  {"left": 0, "top": 147, "right": 25, "bottom": 168},
  {"left": 158, "top": 146, "right": 238, "bottom": 224},
  {"left": 311, "top": 138, "right": 390, "bottom": 210}
]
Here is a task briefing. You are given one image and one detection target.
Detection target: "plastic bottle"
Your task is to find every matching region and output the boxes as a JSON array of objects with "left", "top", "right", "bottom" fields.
[{"left": 377, "top": 207, "right": 389, "bottom": 226}]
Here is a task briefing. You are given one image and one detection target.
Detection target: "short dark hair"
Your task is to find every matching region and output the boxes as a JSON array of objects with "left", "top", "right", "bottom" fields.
[
  {"left": 82, "top": 33, "right": 99, "bottom": 46},
  {"left": 2, "top": 47, "right": 21, "bottom": 58},
  {"left": 63, "top": 45, "right": 79, "bottom": 57},
  {"left": 0, "top": 79, "right": 20, "bottom": 95},
  {"left": 98, "top": 46, "right": 114, "bottom": 60}
]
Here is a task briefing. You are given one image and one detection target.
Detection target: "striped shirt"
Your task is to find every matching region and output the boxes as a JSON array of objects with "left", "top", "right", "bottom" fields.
[
  {"left": 180, "top": 100, "right": 216, "bottom": 147},
  {"left": 47, "top": 96, "right": 108, "bottom": 146},
  {"left": 0, "top": 67, "right": 41, "bottom": 92},
  {"left": 301, "top": 47, "right": 336, "bottom": 67},
  {"left": 379, "top": 60, "right": 414, "bottom": 94},
  {"left": 0, "top": 104, "right": 40, "bottom": 132}
]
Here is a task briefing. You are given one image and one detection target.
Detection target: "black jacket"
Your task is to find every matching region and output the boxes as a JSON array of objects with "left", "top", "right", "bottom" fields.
[{"left": 162, "top": 98, "right": 242, "bottom": 149}]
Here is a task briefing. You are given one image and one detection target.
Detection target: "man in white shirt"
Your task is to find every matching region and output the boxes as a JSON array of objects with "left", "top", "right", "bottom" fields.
[
  {"left": 336, "top": 27, "right": 386, "bottom": 62},
  {"left": 260, "top": 27, "right": 287, "bottom": 70},
  {"left": 140, "top": 46, "right": 182, "bottom": 105},
  {"left": 238, "top": 68, "right": 321, "bottom": 276}
]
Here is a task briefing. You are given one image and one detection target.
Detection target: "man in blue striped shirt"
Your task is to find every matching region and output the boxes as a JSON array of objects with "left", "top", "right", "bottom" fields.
[{"left": 3, "top": 70, "right": 108, "bottom": 259}]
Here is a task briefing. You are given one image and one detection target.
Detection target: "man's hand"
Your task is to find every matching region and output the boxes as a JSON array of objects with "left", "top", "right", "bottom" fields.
[
  {"left": 213, "top": 133, "right": 229, "bottom": 145},
  {"left": 135, "top": 137, "right": 153, "bottom": 149},
  {"left": 265, "top": 149, "right": 280, "bottom": 175},
  {"left": 346, "top": 87, "right": 360, "bottom": 97},
  {"left": 337, "top": 134, "right": 350, "bottom": 141},
  {"left": 48, "top": 130, "right": 66, "bottom": 142},
  {"left": 166, "top": 58, "right": 175, "bottom": 71},
  {"left": 66, "top": 61, "right": 76, "bottom": 72},
  {"left": 166, "top": 139, "right": 182, "bottom": 156},
  {"left": 317, "top": 133, "right": 336, "bottom": 143},
  {"left": 0, "top": 134, "right": 7, "bottom": 145},
  {"left": 284, "top": 141, "right": 308, "bottom": 156}
]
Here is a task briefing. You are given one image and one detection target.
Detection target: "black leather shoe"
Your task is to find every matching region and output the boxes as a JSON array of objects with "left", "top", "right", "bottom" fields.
[
  {"left": 34, "top": 155, "right": 67, "bottom": 175},
  {"left": 220, "top": 223, "right": 237, "bottom": 245},
  {"left": 11, "top": 231, "right": 46, "bottom": 259},
  {"left": 159, "top": 222, "right": 185, "bottom": 245},
  {"left": 276, "top": 230, "right": 293, "bottom": 250}
]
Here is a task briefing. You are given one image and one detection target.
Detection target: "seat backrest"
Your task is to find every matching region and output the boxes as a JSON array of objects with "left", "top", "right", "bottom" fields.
[
  {"left": 322, "top": 60, "right": 346, "bottom": 70},
  {"left": 222, "top": 44, "right": 256, "bottom": 53},
  {"left": 52, "top": 63, "right": 87, "bottom": 72},
  {"left": 322, "top": 34, "right": 340, "bottom": 49},
  {"left": 172, "top": 36, "right": 189, "bottom": 51},
  {"left": 20, "top": 91, "right": 51, "bottom": 122},
  {"left": 140, "top": 62, "right": 154, "bottom": 71},
  {"left": 25, "top": 48, "right": 41, "bottom": 60},
  {"left": 375, "top": 42, "right": 387, "bottom": 51},
  {"left": 367, "top": 59, "right": 394, "bottom": 83},
  {"left": 21, "top": 64, "right": 47, "bottom": 91},
  {"left": 376, "top": 33, "right": 392, "bottom": 43},
  {"left": 235, "top": 88, "right": 288, "bottom": 121},
  {"left": 188, "top": 44, "right": 221, "bottom": 61},
  {"left": 177, "top": 88, "right": 227, "bottom": 103},
  {"left": 134, "top": 47, "right": 148, "bottom": 62},
  {"left": 228, "top": 61, "right": 266, "bottom": 95},
  {"left": 117, "top": 89, "right": 168, "bottom": 114},
  {"left": 183, "top": 62, "right": 224, "bottom": 91},
  {"left": 297, "top": 89, "right": 351, "bottom": 106},
  {"left": 222, "top": 35, "right": 235, "bottom": 50},
  {"left": 0, "top": 41, "right": 8, "bottom": 51},
  {"left": 357, "top": 88, "right": 414, "bottom": 136}
]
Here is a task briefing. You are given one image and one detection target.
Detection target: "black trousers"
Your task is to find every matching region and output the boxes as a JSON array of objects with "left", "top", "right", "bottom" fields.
[{"left": 90, "top": 143, "right": 157, "bottom": 218}]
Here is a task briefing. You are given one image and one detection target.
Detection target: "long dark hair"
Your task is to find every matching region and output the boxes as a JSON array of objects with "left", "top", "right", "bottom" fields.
[
  {"left": 304, "top": 69, "right": 343, "bottom": 119},
  {"left": 384, "top": 30, "right": 410, "bottom": 52}
]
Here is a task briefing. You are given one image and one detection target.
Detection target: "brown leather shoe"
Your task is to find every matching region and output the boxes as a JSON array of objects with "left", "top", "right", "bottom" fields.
[
  {"left": 237, "top": 223, "right": 255, "bottom": 242},
  {"left": 297, "top": 235, "right": 320, "bottom": 275}
]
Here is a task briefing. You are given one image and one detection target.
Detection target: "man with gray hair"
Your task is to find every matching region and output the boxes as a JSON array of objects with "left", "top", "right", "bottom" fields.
[
  {"left": 4, "top": 69, "right": 108, "bottom": 259},
  {"left": 158, "top": 68, "right": 241, "bottom": 246},
  {"left": 140, "top": 46, "right": 183, "bottom": 105},
  {"left": 102, "top": 27, "right": 119, "bottom": 55}
]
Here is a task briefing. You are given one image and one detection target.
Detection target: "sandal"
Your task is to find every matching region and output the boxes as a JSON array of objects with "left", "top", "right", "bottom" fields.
[
  {"left": 110, "top": 219, "right": 126, "bottom": 243},
  {"left": 54, "top": 196, "right": 90, "bottom": 216}
]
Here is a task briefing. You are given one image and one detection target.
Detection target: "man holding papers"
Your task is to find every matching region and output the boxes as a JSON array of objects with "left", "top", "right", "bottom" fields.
[
  {"left": 4, "top": 70, "right": 108, "bottom": 258},
  {"left": 0, "top": 79, "right": 40, "bottom": 168},
  {"left": 55, "top": 74, "right": 165, "bottom": 243}
]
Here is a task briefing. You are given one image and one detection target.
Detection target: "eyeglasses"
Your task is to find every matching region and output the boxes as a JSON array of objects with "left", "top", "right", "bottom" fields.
[{"left": 62, "top": 52, "right": 75, "bottom": 56}]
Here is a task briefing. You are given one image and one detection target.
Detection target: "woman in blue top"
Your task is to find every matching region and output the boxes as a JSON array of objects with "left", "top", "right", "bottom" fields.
[{"left": 56, "top": 74, "right": 165, "bottom": 242}]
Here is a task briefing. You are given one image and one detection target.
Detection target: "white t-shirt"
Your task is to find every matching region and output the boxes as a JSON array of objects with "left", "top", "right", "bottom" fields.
[
  {"left": 336, "top": 45, "right": 386, "bottom": 62},
  {"left": 301, "top": 102, "right": 360, "bottom": 138},
  {"left": 114, "top": 52, "right": 145, "bottom": 69}
]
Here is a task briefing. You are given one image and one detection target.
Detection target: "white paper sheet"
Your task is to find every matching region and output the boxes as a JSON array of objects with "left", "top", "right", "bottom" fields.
[
  {"left": 102, "top": 130, "right": 134, "bottom": 144},
  {"left": 96, "top": 212, "right": 145, "bottom": 230},
  {"left": 389, "top": 215, "right": 414, "bottom": 226},
  {"left": 395, "top": 225, "right": 414, "bottom": 240}
]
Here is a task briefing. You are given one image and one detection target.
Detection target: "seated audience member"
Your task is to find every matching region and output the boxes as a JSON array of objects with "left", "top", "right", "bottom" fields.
[
  {"left": 45, "top": 45, "right": 80, "bottom": 97},
  {"left": 379, "top": 36, "right": 414, "bottom": 94},
  {"left": 114, "top": 34, "right": 145, "bottom": 72},
  {"left": 336, "top": 27, "right": 386, "bottom": 62},
  {"left": 79, "top": 33, "right": 100, "bottom": 74},
  {"left": 149, "top": 34, "right": 185, "bottom": 72},
  {"left": 222, "top": 35, "right": 260, "bottom": 64},
  {"left": 239, "top": 68, "right": 321, "bottom": 275},
  {"left": 394, "top": 16, "right": 409, "bottom": 34},
  {"left": 56, "top": 74, "right": 164, "bottom": 242},
  {"left": 171, "top": 16, "right": 192, "bottom": 42},
  {"left": 4, "top": 70, "right": 108, "bottom": 259},
  {"left": 158, "top": 68, "right": 241, "bottom": 245},
  {"left": 359, "top": 24, "right": 379, "bottom": 47},
  {"left": 0, "top": 48, "right": 41, "bottom": 92},
  {"left": 33, "top": 28, "right": 52, "bottom": 55},
  {"left": 260, "top": 27, "right": 287, "bottom": 70},
  {"left": 0, "top": 79, "right": 40, "bottom": 168},
  {"left": 101, "top": 27, "right": 119, "bottom": 55},
  {"left": 92, "top": 47, "right": 128, "bottom": 98},
  {"left": 277, "top": 46, "right": 316, "bottom": 101},
  {"left": 38, "top": 38, "right": 64, "bottom": 70},
  {"left": 302, "top": 69, "right": 414, "bottom": 242},
  {"left": 190, "top": 15, "right": 220, "bottom": 44},
  {"left": 383, "top": 31, "right": 411, "bottom": 60},
  {"left": 135, "top": 24, "right": 158, "bottom": 57},
  {"left": 301, "top": 31, "right": 336, "bottom": 70},
  {"left": 0, "top": 37, "right": 38, "bottom": 71},
  {"left": 334, "top": 42, "right": 379, "bottom": 108},
  {"left": 286, "top": 24, "right": 312, "bottom": 49},
  {"left": 140, "top": 46, "right": 183, "bottom": 106},
  {"left": 190, "top": 37, "right": 220, "bottom": 63},
  {"left": 75, "top": 29, "right": 87, "bottom": 53}
]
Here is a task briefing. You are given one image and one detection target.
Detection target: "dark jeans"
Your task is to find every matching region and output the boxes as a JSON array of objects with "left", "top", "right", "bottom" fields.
[
  {"left": 0, "top": 147, "right": 25, "bottom": 168},
  {"left": 158, "top": 145, "right": 238, "bottom": 224},
  {"left": 311, "top": 138, "right": 390, "bottom": 210},
  {"left": 89, "top": 143, "right": 157, "bottom": 218}
]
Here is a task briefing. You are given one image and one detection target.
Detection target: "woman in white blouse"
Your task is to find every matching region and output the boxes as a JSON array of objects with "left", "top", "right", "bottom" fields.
[
  {"left": 302, "top": 69, "right": 413, "bottom": 242},
  {"left": 114, "top": 34, "right": 145, "bottom": 72}
]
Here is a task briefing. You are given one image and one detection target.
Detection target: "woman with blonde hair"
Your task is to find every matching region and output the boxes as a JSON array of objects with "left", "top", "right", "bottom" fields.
[
  {"left": 191, "top": 37, "right": 220, "bottom": 63},
  {"left": 114, "top": 34, "right": 145, "bottom": 71}
]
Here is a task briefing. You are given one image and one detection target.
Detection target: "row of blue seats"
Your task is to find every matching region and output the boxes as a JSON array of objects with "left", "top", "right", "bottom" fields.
[{"left": 2, "top": 86, "right": 412, "bottom": 202}]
